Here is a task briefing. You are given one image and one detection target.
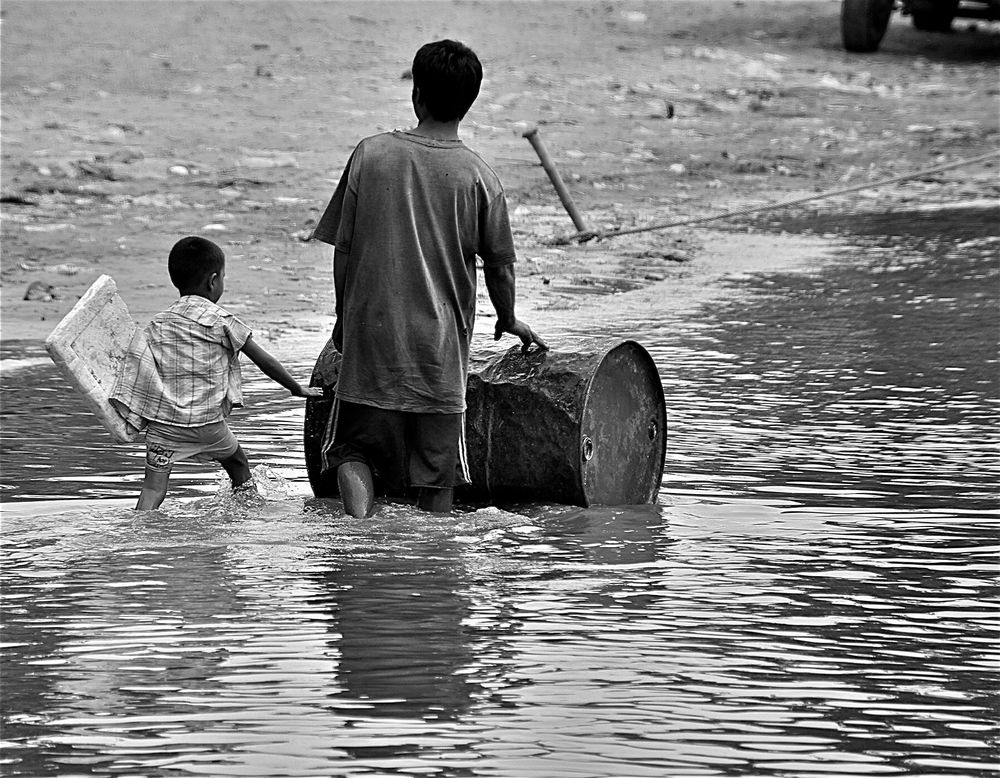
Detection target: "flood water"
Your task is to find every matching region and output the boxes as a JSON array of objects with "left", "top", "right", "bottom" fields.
[{"left": 1, "top": 207, "right": 998, "bottom": 777}]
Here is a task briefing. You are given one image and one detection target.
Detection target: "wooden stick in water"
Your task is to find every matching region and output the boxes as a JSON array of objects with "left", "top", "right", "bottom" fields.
[{"left": 520, "top": 123, "right": 592, "bottom": 236}]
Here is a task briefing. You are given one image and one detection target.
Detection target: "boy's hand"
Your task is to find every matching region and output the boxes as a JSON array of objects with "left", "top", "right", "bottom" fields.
[
  {"left": 243, "top": 338, "right": 326, "bottom": 399},
  {"left": 494, "top": 319, "right": 548, "bottom": 353},
  {"left": 294, "top": 385, "right": 325, "bottom": 399}
]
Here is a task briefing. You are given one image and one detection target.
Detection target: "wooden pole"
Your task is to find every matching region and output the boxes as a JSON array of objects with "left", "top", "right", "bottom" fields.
[{"left": 521, "top": 125, "right": 590, "bottom": 235}]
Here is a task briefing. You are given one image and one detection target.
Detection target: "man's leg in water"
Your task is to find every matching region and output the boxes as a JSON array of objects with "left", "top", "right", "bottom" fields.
[
  {"left": 327, "top": 401, "right": 407, "bottom": 518},
  {"left": 411, "top": 412, "right": 463, "bottom": 514},
  {"left": 338, "top": 460, "right": 375, "bottom": 518},
  {"left": 418, "top": 486, "right": 454, "bottom": 513}
]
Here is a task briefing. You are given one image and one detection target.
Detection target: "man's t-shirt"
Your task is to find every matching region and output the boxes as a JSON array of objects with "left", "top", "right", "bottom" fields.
[{"left": 313, "top": 131, "right": 517, "bottom": 414}]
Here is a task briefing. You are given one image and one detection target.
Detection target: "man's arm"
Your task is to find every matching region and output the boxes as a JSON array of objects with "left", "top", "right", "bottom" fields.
[
  {"left": 483, "top": 263, "right": 548, "bottom": 352},
  {"left": 241, "top": 337, "right": 322, "bottom": 398},
  {"left": 332, "top": 248, "right": 347, "bottom": 351}
]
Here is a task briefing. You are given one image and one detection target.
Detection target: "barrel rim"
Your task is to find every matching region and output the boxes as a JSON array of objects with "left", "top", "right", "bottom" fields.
[
  {"left": 579, "top": 339, "right": 667, "bottom": 506},
  {"left": 583, "top": 338, "right": 665, "bottom": 396}
]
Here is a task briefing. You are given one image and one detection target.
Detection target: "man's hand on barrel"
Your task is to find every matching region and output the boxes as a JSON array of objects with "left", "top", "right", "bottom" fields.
[
  {"left": 484, "top": 263, "right": 547, "bottom": 353},
  {"left": 494, "top": 318, "right": 548, "bottom": 353}
]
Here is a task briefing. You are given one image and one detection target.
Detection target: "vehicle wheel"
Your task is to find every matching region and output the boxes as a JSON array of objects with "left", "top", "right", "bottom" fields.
[
  {"left": 841, "top": 0, "right": 895, "bottom": 52},
  {"left": 910, "top": 0, "right": 959, "bottom": 30}
]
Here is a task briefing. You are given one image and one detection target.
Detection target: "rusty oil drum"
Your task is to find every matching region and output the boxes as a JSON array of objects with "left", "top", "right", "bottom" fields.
[
  {"left": 304, "top": 338, "right": 667, "bottom": 506},
  {"left": 303, "top": 337, "right": 341, "bottom": 498},
  {"left": 461, "top": 340, "right": 666, "bottom": 506}
]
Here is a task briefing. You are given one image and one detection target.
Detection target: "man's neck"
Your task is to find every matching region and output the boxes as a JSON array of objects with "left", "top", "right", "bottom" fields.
[{"left": 410, "top": 117, "right": 460, "bottom": 140}]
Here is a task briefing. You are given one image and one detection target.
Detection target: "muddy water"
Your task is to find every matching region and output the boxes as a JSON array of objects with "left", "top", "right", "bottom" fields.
[
  {"left": 658, "top": 206, "right": 999, "bottom": 511},
  {"left": 1, "top": 208, "right": 998, "bottom": 776}
]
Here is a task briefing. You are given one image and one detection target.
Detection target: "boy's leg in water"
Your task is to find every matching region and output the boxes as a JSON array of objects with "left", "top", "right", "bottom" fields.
[
  {"left": 218, "top": 444, "right": 253, "bottom": 492},
  {"left": 418, "top": 486, "right": 453, "bottom": 513},
  {"left": 137, "top": 441, "right": 174, "bottom": 510},
  {"left": 338, "top": 460, "right": 375, "bottom": 518},
  {"left": 136, "top": 466, "right": 171, "bottom": 510}
]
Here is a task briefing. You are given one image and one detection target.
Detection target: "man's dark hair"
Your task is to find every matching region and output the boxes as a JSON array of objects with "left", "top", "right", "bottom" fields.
[
  {"left": 412, "top": 40, "right": 483, "bottom": 122},
  {"left": 168, "top": 235, "right": 225, "bottom": 290}
]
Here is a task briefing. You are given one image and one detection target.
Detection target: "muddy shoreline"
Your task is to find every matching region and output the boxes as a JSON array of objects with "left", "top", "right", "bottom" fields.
[{"left": 2, "top": 0, "right": 997, "bottom": 347}]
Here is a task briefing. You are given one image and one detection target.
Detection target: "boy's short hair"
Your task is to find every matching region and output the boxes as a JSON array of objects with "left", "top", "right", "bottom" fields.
[
  {"left": 412, "top": 40, "right": 483, "bottom": 122},
  {"left": 168, "top": 236, "right": 225, "bottom": 290}
]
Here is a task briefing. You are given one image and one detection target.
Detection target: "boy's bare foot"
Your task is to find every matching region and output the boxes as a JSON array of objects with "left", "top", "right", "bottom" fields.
[
  {"left": 338, "top": 461, "right": 375, "bottom": 518},
  {"left": 232, "top": 479, "right": 258, "bottom": 497}
]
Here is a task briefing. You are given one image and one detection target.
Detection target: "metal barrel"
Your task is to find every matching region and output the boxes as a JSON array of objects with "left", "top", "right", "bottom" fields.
[
  {"left": 303, "top": 339, "right": 667, "bottom": 506},
  {"left": 461, "top": 341, "right": 666, "bottom": 506},
  {"left": 303, "top": 337, "right": 340, "bottom": 497}
]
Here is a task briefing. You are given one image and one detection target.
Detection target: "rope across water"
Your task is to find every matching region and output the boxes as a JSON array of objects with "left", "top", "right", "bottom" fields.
[{"left": 546, "top": 149, "right": 1000, "bottom": 245}]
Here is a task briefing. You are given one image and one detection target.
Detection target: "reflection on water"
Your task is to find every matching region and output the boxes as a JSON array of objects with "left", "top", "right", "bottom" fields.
[
  {"left": 2, "top": 207, "right": 998, "bottom": 776},
  {"left": 2, "top": 495, "right": 997, "bottom": 776}
]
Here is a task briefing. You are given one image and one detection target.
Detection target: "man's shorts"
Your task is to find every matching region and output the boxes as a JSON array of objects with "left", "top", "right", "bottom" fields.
[
  {"left": 144, "top": 420, "right": 240, "bottom": 472},
  {"left": 322, "top": 399, "right": 469, "bottom": 495}
]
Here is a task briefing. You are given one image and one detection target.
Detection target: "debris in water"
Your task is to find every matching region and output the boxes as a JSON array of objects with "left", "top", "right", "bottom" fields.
[{"left": 23, "top": 282, "right": 56, "bottom": 301}]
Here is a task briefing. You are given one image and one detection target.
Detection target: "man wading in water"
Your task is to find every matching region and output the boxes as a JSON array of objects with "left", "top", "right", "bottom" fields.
[{"left": 312, "top": 39, "right": 547, "bottom": 518}]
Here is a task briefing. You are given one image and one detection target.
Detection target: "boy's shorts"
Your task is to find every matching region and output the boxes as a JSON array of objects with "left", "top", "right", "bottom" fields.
[
  {"left": 322, "top": 399, "right": 469, "bottom": 495},
  {"left": 144, "top": 420, "right": 240, "bottom": 472}
]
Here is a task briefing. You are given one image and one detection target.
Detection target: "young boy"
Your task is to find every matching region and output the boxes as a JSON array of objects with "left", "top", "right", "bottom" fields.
[
  {"left": 110, "top": 236, "right": 321, "bottom": 510},
  {"left": 312, "top": 39, "right": 547, "bottom": 518}
]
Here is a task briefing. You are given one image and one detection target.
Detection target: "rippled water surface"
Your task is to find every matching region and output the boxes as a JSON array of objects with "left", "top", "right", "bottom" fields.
[{"left": 2, "top": 209, "right": 998, "bottom": 776}]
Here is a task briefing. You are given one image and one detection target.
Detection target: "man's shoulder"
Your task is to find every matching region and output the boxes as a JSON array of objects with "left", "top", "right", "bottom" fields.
[
  {"left": 354, "top": 131, "right": 506, "bottom": 195},
  {"left": 355, "top": 131, "right": 400, "bottom": 155},
  {"left": 461, "top": 144, "right": 505, "bottom": 189},
  {"left": 364, "top": 131, "right": 496, "bottom": 167}
]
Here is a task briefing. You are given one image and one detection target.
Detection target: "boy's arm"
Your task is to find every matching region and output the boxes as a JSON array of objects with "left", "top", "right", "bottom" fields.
[
  {"left": 483, "top": 263, "right": 548, "bottom": 353},
  {"left": 241, "top": 336, "right": 323, "bottom": 398}
]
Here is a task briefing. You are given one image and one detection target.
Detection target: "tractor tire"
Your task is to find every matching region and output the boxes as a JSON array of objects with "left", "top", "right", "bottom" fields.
[
  {"left": 910, "top": 0, "right": 959, "bottom": 30},
  {"left": 842, "top": 0, "right": 895, "bottom": 52}
]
